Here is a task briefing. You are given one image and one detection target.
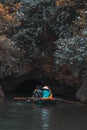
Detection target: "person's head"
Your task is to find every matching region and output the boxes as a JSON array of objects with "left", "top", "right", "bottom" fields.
[{"left": 36, "top": 85, "right": 42, "bottom": 89}]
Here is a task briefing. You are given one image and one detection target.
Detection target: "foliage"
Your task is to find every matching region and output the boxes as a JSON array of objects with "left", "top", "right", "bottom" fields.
[
  {"left": 13, "top": 0, "right": 86, "bottom": 61},
  {"left": 54, "top": 36, "right": 87, "bottom": 65},
  {"left": 0, "top": 1, "right": 21, "bottom": 36}
]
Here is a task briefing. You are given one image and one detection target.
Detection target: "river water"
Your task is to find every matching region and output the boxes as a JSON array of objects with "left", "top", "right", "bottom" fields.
[{"left": 0, "top": 98, "right": 87, "bottom": 130}]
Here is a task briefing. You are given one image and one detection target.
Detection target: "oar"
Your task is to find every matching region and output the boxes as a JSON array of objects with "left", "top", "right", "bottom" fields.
[
  {"left": 55, "top": 98, "right": 84, "bottom": 106},
  {"left": 13, "top": 97, "right": 39, "bottom": 101},
  {"left": 14, "top": 97, "right": 29, "bottom": 100},
  {"left": 54, "top": 98, "right": 76, "bottom": 104}
]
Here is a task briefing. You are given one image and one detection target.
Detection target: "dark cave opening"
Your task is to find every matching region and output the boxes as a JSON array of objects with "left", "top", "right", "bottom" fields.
[{"left": 13, "top": 79, "right": 42, "bottom": 97}]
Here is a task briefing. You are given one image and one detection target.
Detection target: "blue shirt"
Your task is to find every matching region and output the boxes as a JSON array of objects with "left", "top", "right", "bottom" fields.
[{"left": 42, "top": 89, "right": 50, "bottom": 98}]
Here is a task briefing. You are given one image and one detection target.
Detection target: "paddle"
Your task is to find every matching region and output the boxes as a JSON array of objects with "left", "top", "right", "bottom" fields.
[{"left": 13, "top": 97, "right": 38, "bottom": 101}]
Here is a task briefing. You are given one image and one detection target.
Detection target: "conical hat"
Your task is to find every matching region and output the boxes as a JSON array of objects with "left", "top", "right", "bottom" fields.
[{"left": 42, "top": 86, "right": 49, "bottom": 89}]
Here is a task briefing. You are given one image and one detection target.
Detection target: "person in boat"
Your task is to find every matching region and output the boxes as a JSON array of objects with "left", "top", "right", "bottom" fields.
[
  {"left": 32, "top": 85, "right": 42, "bottom": 98},
  {"left": 42, "top": 86, "right": 53, "bottom": 99}
]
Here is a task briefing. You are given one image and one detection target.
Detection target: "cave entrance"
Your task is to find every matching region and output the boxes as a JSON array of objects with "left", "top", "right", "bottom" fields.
[{"left": 13, "top": 79, "right": 42, "bottom": 97}]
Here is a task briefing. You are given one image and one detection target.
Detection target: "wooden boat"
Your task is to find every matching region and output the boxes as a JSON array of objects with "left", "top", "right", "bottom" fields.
[
  {"left": 14, "top": 97, "right": 57, "bottom": 105},
  {"left": 31, "top": 97, "right": 56, "bottom": 105}
]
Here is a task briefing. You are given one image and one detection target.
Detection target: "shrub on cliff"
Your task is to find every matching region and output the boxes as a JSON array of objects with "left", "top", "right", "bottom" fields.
[{"left": 54, "top": 36, "right": 87, "bottom": 65}]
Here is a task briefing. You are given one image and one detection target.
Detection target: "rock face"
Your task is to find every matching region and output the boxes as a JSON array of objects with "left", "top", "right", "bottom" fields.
[{"left": 0, "top": 0, "right": 87, "bottom": 102}]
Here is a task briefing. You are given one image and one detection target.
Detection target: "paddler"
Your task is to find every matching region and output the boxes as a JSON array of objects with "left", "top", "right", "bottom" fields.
[
  {"left": 32, "top": 85, "right": 42, "bottom": 98},
  {"left": 42, "top": 86, "right": 53, "bottom": 99}
]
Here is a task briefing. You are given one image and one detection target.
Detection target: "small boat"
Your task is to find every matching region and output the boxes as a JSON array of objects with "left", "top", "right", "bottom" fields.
[{"left": 31, "top": 97, "right": 57, "bottom": 105}]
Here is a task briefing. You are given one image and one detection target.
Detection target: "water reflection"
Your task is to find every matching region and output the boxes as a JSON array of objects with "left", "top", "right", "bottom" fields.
[
  {"left": 0, "top": 97, "right": 4, "bottom": 103},
  {"left": 0, "top": 99, "right": 87, "bottom": 130},
  {"left": 40, "top": 107, "right": 51, "bottom": 130}
]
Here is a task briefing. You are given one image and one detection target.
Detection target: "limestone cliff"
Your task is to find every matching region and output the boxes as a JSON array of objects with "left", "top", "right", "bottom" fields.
[{"left": 0, "top": 0, "right": 87, "bottom": 102}]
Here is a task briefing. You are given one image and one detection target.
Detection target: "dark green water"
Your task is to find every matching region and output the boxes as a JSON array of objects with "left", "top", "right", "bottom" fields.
[{"left": 0, "top": 99, "right": 87, "bottom": 130}]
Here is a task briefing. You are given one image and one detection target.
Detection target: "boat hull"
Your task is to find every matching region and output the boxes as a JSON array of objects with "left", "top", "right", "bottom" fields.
[{"left": 31, "top": 98, "right": 56, "bottom": 105}]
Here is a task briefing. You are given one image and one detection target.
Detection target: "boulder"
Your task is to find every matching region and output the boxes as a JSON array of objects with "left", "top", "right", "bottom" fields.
[{"left": 76, "top": 81, "right": 87, "bottom": 103}]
